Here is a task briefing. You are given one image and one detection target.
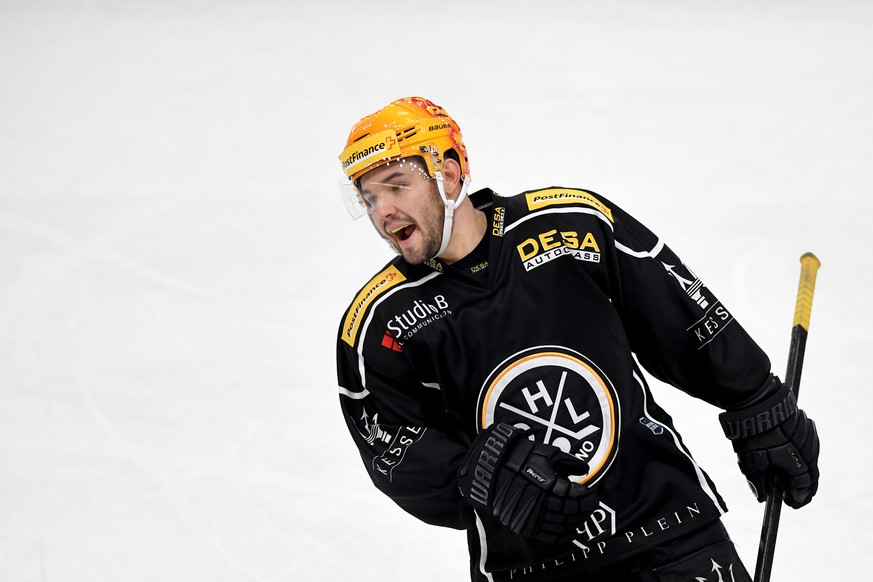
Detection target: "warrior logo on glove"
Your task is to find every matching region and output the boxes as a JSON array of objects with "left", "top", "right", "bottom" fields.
[{"left": 477, "top": 346, "right": 620, "bottom": 485}]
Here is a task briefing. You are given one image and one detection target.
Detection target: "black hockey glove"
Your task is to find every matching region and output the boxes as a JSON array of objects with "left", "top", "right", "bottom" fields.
[
  {"left": 719, "top": 375, "right": 820, "bottom": 509},
  {"left": 457, "top": 422, "right": 595, "bottom": 544}
]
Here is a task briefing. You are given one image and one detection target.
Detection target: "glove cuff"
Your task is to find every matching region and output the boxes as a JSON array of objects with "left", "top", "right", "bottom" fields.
[{"left": 719, "top": 381, "right": 797, "bottom": 441}]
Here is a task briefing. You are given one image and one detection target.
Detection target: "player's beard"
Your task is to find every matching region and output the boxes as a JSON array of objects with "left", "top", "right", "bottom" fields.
[{"left": 393, "top": 180, "right": 445, "bottom": 265}]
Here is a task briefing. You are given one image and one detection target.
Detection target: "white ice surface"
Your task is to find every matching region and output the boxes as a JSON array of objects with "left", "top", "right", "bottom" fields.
[{"left": 1, "top": 1, "right": 871, "bottom": 580}]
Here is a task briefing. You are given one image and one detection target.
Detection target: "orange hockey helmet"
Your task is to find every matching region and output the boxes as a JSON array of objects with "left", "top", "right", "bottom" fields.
[{"left": 339, "top": 96, "right": 470, "bottom": 190}]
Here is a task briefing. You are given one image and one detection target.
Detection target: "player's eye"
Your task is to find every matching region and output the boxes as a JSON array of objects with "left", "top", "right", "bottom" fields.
[{"left": 387, "top": 182, "right": 412, "bottom": 192}]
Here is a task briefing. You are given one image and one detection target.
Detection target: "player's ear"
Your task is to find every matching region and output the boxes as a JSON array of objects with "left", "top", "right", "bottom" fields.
[{"left": 442, "top": 157, "right": 463, "bottom": 201}]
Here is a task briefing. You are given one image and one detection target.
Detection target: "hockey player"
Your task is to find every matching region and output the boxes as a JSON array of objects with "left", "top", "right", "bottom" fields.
[{"left": 334, "top": 96, "right": 819, "bottom": 581}]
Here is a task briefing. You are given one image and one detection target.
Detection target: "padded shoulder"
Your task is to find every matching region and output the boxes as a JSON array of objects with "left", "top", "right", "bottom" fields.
[{"left": 513, "top": 187, "right": 615, "bottom": 223}]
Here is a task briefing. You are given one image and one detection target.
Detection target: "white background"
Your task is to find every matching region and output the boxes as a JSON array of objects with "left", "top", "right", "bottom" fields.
[{"left": 1, "top": 1, "right": 871, "bottom": 580}]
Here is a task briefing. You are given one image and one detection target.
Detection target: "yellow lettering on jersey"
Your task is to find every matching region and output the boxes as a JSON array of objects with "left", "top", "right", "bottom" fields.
[
  {"left": 539, "top": 229, "right": 561, "bottom": 251},
  {"left": 581, "top": 232, "right": 600, "bottom": 252},
  {"left": 517, "top": 230, "right": 600, "bottom": 260},
  {"left": 518, "top": 238, "right": 539, "bottom": 261},
  {"left": 342, "top": 265, "right": 406, "bottom": 347},
  {"left": 525, "top": 188, "right": 614, "bottom": 222}
]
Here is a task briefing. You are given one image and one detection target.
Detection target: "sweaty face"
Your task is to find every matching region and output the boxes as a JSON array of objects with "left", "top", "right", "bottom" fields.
[{"left": 358, "top": 159, "right": 445, "bottom": 264}]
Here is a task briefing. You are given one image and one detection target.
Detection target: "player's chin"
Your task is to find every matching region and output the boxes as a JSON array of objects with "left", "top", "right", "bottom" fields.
[
  {"left": 393, "top": 232, "right": 420, "bottom": 262},
  {"left": 400, "top": 240, "right": 436, "bottom": 265},
  {"left": 399, "top": 247, "right": 428, "bottom": 265}
]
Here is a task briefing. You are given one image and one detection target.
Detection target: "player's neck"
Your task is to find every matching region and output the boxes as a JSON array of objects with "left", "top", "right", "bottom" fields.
[{"left": 437, "top": 207, "right": 488, "bottom": 265}]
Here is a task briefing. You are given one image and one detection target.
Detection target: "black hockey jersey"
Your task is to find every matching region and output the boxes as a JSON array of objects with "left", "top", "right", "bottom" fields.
[{"left": 335, "top": 187, "right": 771, "bottom": 581}]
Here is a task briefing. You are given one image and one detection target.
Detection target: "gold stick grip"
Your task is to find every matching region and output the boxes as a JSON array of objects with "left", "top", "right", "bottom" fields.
[{"left": 793, "top": 252, "right": 821, "bottom": 330}]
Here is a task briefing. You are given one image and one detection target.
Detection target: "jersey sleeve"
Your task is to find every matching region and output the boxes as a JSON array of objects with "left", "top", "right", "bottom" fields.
[
  {"left": 608, "top": 204, "right": 772, "bottom": 409},
  {"left": 336, "top": 323, "right": 474, "bottom": 530}
]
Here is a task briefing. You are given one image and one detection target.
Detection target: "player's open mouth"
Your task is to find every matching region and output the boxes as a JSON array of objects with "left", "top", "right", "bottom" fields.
[{"left": 391, "top": 224, "right": 416, "bottom": 241}]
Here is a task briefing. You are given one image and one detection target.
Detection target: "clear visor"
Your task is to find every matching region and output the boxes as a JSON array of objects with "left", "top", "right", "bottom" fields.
[
  {"left": 339, "top": 177, "right": 369, "bottom": 220},
  {"left": 338, "top": 156, "right": 434, "bottom": 220}
]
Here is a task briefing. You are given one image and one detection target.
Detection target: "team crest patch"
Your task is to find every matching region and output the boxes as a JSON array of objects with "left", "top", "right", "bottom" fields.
[{"left": 477, "top": 346, "right": 620, "bottom": 484}]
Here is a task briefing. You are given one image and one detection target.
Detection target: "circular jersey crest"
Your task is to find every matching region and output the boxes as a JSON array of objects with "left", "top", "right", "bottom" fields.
[{"left": 478, "top": 346, "right": 619, "bottom": 484}]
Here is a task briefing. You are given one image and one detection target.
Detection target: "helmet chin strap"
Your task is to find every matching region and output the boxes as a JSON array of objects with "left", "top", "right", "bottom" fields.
[{"left": 432, "top": 172, "right": 471, "bottom": 260}]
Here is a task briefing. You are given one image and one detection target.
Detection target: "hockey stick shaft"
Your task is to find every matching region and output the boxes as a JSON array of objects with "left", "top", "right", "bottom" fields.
[{"left": 753, "top": 252, "right": 821, "bottom": 582}]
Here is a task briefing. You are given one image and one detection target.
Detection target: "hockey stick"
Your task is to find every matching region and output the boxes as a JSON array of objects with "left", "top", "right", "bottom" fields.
[{"left": 753, "top": 252, "right": 821, "bottom": 582}]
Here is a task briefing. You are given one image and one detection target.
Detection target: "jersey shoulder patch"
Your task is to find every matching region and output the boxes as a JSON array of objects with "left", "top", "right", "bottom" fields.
[
  {"left": 341, "top": 262, "right": 407, "bottom": 347},
  {"left": 520, "top": 187, "right": 614, "bottom": 223}
]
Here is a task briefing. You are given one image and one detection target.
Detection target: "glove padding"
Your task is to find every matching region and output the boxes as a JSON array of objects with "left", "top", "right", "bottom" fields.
[
  {"left": 457, "top": 422, "right": 595, "bottom": 544},
  {"left": 719, "top": 375, "right": 820, "bottom": 509}
]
